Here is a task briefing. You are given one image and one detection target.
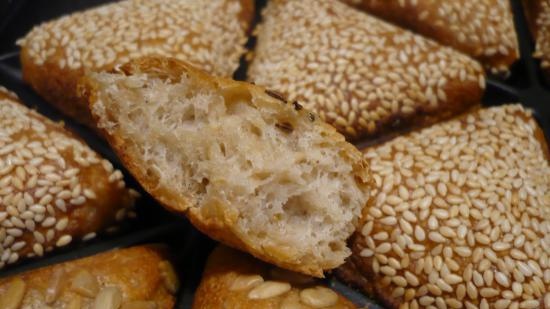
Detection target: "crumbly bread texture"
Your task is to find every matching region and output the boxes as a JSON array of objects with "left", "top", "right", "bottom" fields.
[
  {"left": 0, "top": 87, "right": 137, "bottom": 269},
  {"left": 18, "top": 0, "right": 254, "bottom": 128},
  {"left": 340, "top": 0, "right": 519, "bottom": 77},
  {"left": 81, "top": 57, "right": 372, "bottom": 277},
  {"left": 337, "top": 105, "right": 550, "bottom": 308},
  {"left": 248, "top": 0, "right": 485, "bottom": 141},
  {"left": 0, "top": 245, "right": 177, "bottom": 309},
  {"left": 193, "top": 245, "right": 357, "bottom": 308},
  {"left": 523, "top": 0, "right": 550, "bottom": 81}
]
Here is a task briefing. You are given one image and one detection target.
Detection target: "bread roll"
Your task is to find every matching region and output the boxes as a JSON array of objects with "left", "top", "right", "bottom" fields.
[
  {"left": 0, "top": 86, "right": 137, "bottom": 269},
  {"left": 340, "top": 0, "right": 519, "bottom": 77},
  {"left": 0, "top": 245, "right": 177, "bottom": 308},
  {"left": 80, "top": 56, "right": 372, "bottom": 277},
  {"left": 17, "top": 0, "right": 254, "bottom": 128},
  {"left": 337, "top": 105, "right": 550, "bottom": 308},
  {"left": 193, "top": 245, "right": 357, "bottom": 308},
  {"left": 248, "top": 0, "right": 485, "bottom": 141},
  {"left": 523, "top": 0, "right": 550, "bottom": 81}
]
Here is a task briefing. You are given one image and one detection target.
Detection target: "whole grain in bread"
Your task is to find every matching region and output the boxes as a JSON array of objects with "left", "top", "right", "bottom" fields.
[
  {"left": 340, "top": 0, "right": 519, "bottom": 77},
  {"left": 193, "top": 245, "right": 357, "bottom": 308},
  {"left": 0, "top": 245, "right": 176, "bottom": 308},
  {"left": 337, "top": 105, "right": 550, "bottom": 308},
  {"left": 248, "top": 0, "right": 485, "bottom": 141},
  {"left": 0, "top": 86, "right": 137, "bottom": 269},
  {"left": 17, "top": 0, "right": 254, "bottom": 128},
  {"left": 80, "top": 56, "right": 372, "bottom": 277}
]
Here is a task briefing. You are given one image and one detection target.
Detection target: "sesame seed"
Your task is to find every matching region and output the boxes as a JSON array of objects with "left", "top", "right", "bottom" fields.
[
  {"left": 55, "top": 235, "right": 72, "bottom": 247},
  {"left": 82, "top": 232, "right": 96, "bottom": 241},
  {"left": 32, "top": 243, "right": 43, "bottom": 256},
  {"left": 19, "top": 0, "right": 249, "bottom": 81},
  {"left": 354, "top": 105, "right": 549, "bottom": 307},
  {"left": 0, "top": 91, "right": 139, "bottom": 268},
  {"left": 248, "top": 0, "right": 484, "bottom": 140}
]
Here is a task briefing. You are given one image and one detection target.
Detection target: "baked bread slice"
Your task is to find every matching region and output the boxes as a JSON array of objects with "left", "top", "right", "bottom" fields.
[
  {"left": 340, "top": 0, "right": 519, "bottom": 77},
  {"left": 337, "top": 105, "right": 550, "bottom": 308},
  {"left": 248, "top": 0, "right": 485, "bottom": 141},
  {"left": 80, "top": 57, "right": 372, "bottom": 277},
  {"left": 17, "top": 0, "right": 254, "bottom": 128},
  {"left": 0, "top": 245, "right": 177, "bottom": 308},
  {"left": 0, "top": 86, "right": 137, "bottom": 269},
  {"left": 193, "top": 245, "right": 357, "bottom": 308},
  {"left": 523, "top": 0, "right": 550, "bottom": 81}
]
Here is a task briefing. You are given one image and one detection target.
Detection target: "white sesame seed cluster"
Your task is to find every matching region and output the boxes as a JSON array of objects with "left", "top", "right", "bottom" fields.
[
  {"left": 341, "top": 0, "right": 519, "bottom": 76},
  {"left": 353, "top": 105, "right": 550, "bottom": 309},
  {"left": 17, "top": 0, "right": 250, "bottom": 77},
  {"left": 532, "top": 1, "right": 550, "bottom": 71},
  {"left": 248, "top": 0, "right": 485, "bottom": 140},
  {"left": 0, "top": 93, "right": 137, "bottom": 269}
]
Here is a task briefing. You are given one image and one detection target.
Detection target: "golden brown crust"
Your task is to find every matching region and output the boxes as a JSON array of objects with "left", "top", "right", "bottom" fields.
[
  {"left": 19, "top": 0, "right": 254, "bottom": 128},
  {"left": 248, "top": 0, "right": 485, "bottom": 141},
  {"left": 0, "top": 245, "right": 176, "bottom": 308},
  {"left": 81, "top": 56, "right": 372, "bottom": 277},
  {"left": 193, "top": 246, "right": 357, "bottom": 309},
  {"left": 0, "top": 88, "right": 137, "bottom": 269},
  {"left": 338, "top": 105, "right": 550, "bottom": 309},
  {"left": 341, "top": 0, "right": 519, "bottom": 76},
  {"left": 522, "top": 0, "right": 550, "bottom": 81}
]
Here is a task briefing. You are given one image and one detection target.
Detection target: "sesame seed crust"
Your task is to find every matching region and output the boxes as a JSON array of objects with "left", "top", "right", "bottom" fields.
[
  {"left": 192, "top": 245, "right": 357, "bottom": 308},
  {"left": 341, "top": 0, "right": 520, "bottom": 77},
  {"left": 338, "top": 105, "right": 550, "bottom": 309},
  {"left": 523, "top": 0, "right": 550, "bottom": 80},
  {"left": 0, "top": 88, "right": 137, "bottom": 269},
  {"left": 18, "top": 0, "right": 254, "bottom": 128},
  {"left": 248, "top": 0, "right": 485, "bottom": 141}
]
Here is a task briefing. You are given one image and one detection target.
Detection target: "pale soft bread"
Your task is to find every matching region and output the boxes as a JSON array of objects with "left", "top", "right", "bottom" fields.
[
  {"left": 193, "top": 245, "right": 357, "bottom": 308},
  {"left": 340, "top": 0, "right": 519, "bottom": 77},
  {"left": 18, "top": 0, "right": 254, "bottom": 128},
  {"left": 80, "top": 57, "right": 372, "bottom": 277},
  {"left": 248, "top": 0, "right": 485, "bottom": 141},
  {"left": 337, "top": 105, "right": 550, "bottom": 308},
  {"left": 523, "top": 0, "right": 550, "bottom": 81},
  {"left": 0, "top": 245, "right": 177, "bottom": 308},
  {"left": 0, "top": 86, "right": 137, "bottom": 270}
]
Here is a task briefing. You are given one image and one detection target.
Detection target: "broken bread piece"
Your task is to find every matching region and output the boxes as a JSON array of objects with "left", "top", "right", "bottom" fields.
[{"left": 80, "top": 57, "right": 372, "bottom": 277}]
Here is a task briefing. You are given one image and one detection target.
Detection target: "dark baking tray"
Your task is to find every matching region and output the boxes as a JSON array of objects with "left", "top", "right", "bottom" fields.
[{"left": 0, "top": 1, "right": 548, "bottom": 308}]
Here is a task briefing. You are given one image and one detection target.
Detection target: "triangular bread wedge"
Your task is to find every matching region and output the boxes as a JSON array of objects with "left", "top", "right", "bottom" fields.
[
  {"left": 341, "top": 0, "right": 519, "bottom": 76},
  {"left": 248, "top": 0, "right": 486, "bottom": 142},
  {"left": 80, "top": 57, "right": 372, "bottom": 277},
  {"left": 338, "top": 105, "right": 550, "bottom": 308},
  {"left": 18, "top": 0, "right": 254, "bottom": 128}
]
